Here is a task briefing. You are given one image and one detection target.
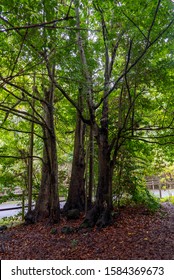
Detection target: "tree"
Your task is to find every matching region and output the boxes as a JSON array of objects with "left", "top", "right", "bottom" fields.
[
  {"left": 0, "top": 0, "right": 74, "bottom": 223},
  {"left": 71, "top": 0, "right": 174, "bottom": 227}
]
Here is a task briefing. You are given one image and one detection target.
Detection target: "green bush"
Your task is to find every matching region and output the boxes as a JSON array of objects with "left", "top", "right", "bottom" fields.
[
  {"left": 160, "top": 196, "right": 174, "bottom": 205},
  {"left": 112, "top": 145, "right": 160, "bottom": 212},
  {"left": 0, "top": 214, "right": 22, "bottom": 227},
  {"left": 131, "top": 185, "right": 160, "bottom": 213}
]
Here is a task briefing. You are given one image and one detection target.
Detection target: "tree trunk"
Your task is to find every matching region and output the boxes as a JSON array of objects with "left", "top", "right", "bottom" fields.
[
  {"left": 34, "top": 131, "right": 59, "bottom": 223},
  {"left": 87, "top": 126, "right": 94, "bottom": 209},
  {"left": 81, "top": 117, "right": 113, "bottom": 228},
  {"left": 28, "top": 75, "right": 35, "bottom": 213},
  {"left": 25, "top": 88, "right": 60, "bottom": 224},
  {"left": 96, "top": 131, "right": 110, "bottom": 207},
  {"left": 27, "top": 113, "right": 34, "bottom": 213},
  {"left": 63, "top": 111, "right": 86, "bottom": 212}
]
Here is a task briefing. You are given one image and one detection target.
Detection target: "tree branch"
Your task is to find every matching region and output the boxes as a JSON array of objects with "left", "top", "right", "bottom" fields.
[
  {"left": 0, "top": 126, "right": 43, "bottom": 139},
  {"left": 109, "top": 30, "right": 125, "bottom": 78},
  {"left": 95, "top": 17, "right": 174, "bottom": 109},
  {"left": 122, "top": 11, "right": 148, "bottom": 41},
  {"left": 0, "top": 16, "right": 75, "bottom": 32},
  {"left": 146, "top": 0, "right": 162, "bottom": 45},
  {"left": 10, "top": 29, "right": 28, "bottom": 77},
  {"left": 0, "top": 104, "right": 44, "bottom": 127},
  {"left": 74, "top": 0, "right": 94, "bottom": 122},
  {"left": 0, "top": 155, "right": 43, "bottom": 162},
  {"left": 0, "top": 76, "right": 48, "bottom": 105}
]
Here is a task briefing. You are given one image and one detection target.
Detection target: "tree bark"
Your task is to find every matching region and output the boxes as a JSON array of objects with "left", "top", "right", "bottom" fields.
[
  {"left": 81, "top": 104, "right": 114, "bottom": 228},
  {"left": 28, "top": 75, "right": 35, "bottom": 213},
  {"left": 87, "top": 126, "right": 94, "bottom": 208},
  {"left": 63, "top": 110, "right": 86, "bottom": 212},
  {"left": 25, "top": 86, "right": 60, "bottom": 224},
  {"left": 96, "top": 129, "right": 110, "bottom": 207},
  {"left": 34, "top": 132, "right": 59, "bottom": 223}
]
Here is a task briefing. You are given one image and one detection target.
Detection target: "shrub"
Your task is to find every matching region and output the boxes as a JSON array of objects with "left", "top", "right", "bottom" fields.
[
  {"left": 160, "top": 196, "right": 174, "bottom": 205},
  {"left": 131, "top": 185, "right": 160, "bottom": 212}
]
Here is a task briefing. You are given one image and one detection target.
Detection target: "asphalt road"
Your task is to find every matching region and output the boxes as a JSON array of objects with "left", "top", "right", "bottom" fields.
[
  {"left": 0, "top": 201, "right": 66, "bottom": 219},
  {"left": 0, "top": 202, "right": 28, "bottom": 219},
  {"left": 1, "top": 191, "right": 174, "bottom": 220}
]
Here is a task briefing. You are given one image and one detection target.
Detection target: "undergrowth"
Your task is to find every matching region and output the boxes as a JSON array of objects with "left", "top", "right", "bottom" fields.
[{"left": 160, "top": 196, "right": 174, "bottom": 205}]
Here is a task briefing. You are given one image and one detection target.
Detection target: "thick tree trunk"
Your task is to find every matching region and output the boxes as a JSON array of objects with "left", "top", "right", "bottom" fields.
[
  {"left": 96, "top": 133, "right": 110, "bottom": 206},
  {"left": 34, "top": 131, "right": 59, "bottom": 223},
  {"left": 63, "top": 112, "right": 86, "bottom": 212},
  {"left": 81, "top": 127, "right": 113, "bottom": 228},
  {"left": 25, "top": 88, "right": 60, "bottom": 224},
  {"left": 81, "top": 94, "right": 113, "bottom": 227}
]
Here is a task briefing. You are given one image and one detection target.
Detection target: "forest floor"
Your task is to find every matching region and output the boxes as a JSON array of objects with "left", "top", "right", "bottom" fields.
[{"left": 0, "top": 203, "right": 174, "bottom": 260}]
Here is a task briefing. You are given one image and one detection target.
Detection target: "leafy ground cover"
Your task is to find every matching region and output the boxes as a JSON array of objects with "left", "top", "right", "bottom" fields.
[{"left": 0, "top": 203, "right": 174, "bottom": 260}]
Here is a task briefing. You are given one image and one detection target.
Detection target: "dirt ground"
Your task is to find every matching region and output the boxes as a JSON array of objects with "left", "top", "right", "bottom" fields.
[{"left": 0, "top": 203, "right": 174, "bottom": 260}]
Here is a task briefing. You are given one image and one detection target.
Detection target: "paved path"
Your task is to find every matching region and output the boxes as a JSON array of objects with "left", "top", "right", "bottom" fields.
[
  {"left": 0, "top": 201, "right": 66, "bottom": 219},
  {"left": 162, "top": 202, "right": 174, "bottom": 233},
  {"left": 0, "top": 202, "right": 23, "bottom": 219}
]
